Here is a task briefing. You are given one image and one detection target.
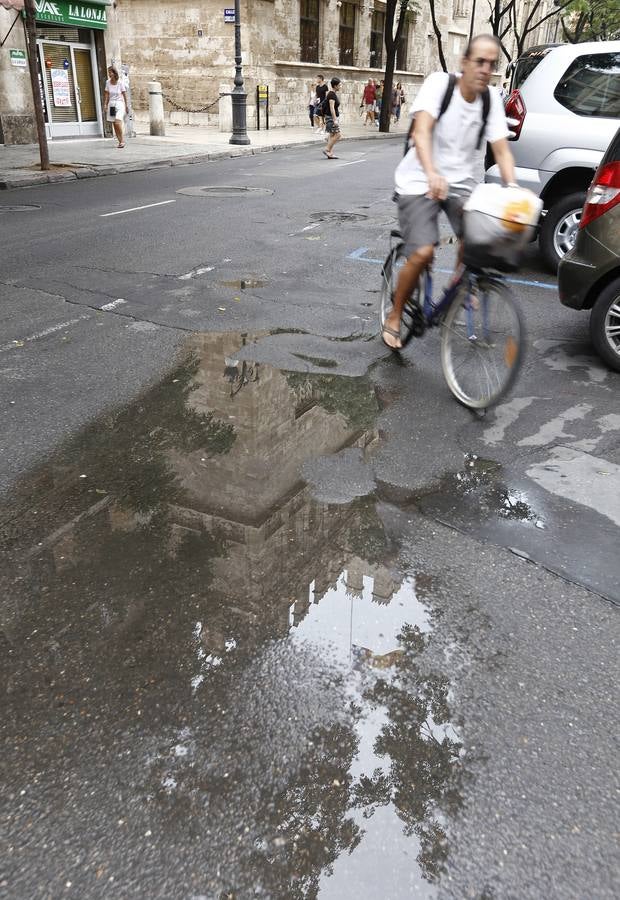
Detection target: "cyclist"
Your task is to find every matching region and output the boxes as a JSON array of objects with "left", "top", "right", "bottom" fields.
[{"left": 382, "top": 34, "right": 518, "bottom": 349}]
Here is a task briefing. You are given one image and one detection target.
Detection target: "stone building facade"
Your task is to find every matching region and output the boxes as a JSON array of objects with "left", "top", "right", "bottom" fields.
[
  {"left": 115, "top": 0, "right": 497, "bottom": 130},
  {"left": 0, "top": 0, "right": 123, "bottom": 143}
]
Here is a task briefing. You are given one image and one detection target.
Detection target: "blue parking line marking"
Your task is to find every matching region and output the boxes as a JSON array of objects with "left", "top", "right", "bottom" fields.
[{"left": 347, "top": 247, "right": 558, "bottom": 290}]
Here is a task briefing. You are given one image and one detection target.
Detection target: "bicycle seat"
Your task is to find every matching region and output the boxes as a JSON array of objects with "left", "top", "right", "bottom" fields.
[{"left": 391, "top": 228, "right": 402, "bottom": 240}]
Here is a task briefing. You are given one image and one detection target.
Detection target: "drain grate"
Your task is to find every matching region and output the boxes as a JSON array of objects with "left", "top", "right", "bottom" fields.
[
  {"left": 0, "top": 204, "right": 41, "bottom": 212},
  {"left": 176, "top": 186, "right": 273, "bottom": 198},
  {"left": 309, "top": 211, "right": 368, "bottom": 224}
]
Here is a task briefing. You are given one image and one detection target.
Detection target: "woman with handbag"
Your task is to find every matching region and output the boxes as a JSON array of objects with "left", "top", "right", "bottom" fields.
[{"left": 104, "top": 66, "right": 129, "bottom": 149}]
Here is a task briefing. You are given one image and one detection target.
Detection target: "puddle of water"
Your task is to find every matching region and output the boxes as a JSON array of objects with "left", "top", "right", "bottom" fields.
[
  {"left": 0, "top": 331, "right": 462, "bottom": 899},
  {"left": 418, "top": 454, "right": 543, "bottom": 527}
]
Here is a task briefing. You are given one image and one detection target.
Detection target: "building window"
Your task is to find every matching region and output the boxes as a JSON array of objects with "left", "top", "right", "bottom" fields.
[
  {"left": 370, "top": 9, "right": 385, "bottom": 69},
  {"left": 339, "top": 2, "right": 356, "bottom": 67},
  {"left": 453, "top": 0, "right": 468, "bottom": 16},
  {"left": 396, "top": 19, "right": 409, "bottom": 71},
  {"left": 300, "top": 0, "right": 319, "bottom": 64}
]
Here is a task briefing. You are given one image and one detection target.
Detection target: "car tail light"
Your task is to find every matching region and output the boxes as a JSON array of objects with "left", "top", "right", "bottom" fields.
[
  {"left": 504, "top": 90, "right": 526, "bottom": 140},
  {"left": 580, "top": 161, "right": 620, "bottom": 229}
]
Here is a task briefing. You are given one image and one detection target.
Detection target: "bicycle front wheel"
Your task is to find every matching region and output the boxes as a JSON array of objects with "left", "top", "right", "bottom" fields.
[
  {"left": 379, "top": 247, "right": 420, "bottom": 349},
  {"left": 440, "top": 279, "right": 525, "bottom": 409}
]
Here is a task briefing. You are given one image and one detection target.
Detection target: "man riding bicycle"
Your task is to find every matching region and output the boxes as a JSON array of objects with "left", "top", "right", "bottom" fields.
[{"left": 382, "top": 34, "right": 518, "bottom": 350}]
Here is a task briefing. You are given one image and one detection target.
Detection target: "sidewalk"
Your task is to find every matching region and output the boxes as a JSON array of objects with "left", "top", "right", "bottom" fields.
[{"left": 0, "top": 119, "right": 406, "bottom": 191}]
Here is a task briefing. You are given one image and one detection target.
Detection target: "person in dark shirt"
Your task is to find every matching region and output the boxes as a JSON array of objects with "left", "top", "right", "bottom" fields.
[
  {"left": 314, "top": 75, "right": 328, "bottom": 133},
  {"left": 322, "top": 77, "right": 342, "bottom": 159}
]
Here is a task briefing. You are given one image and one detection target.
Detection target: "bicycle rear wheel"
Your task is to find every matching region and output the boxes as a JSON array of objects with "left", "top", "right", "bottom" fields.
[
  {"left": 440, "top": 278, "right": 525, "bottom": 409},
  {"left": 379, "top": 247, "right": 420, "bottom": 349}
]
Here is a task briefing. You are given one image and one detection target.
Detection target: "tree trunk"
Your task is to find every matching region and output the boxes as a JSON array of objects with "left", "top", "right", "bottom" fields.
[
  {"left": 428, "top": 1, "right": 448, "bottom": 72},
  {"left": 24, "top": 0, "right": 49, "bottom": 170}
]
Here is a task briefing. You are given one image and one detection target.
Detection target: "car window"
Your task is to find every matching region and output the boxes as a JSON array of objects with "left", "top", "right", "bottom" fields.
[
  {"left": 512, "top": 49, "right": 550, "bottom": 90},
  {"left": 554, "top": 52, "right": 620, "bottom": 117},
  {"left": 601, "top": 127, "right": 620, "bottom": 165}
]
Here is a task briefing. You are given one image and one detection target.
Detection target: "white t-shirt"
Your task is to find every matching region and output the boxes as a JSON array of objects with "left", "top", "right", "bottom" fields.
[
  {"left": 105, "top": 79, "right": 125, "bottom": 103},
  {"left": 394, "top": 72, "right": 509, "bottom": 196}
]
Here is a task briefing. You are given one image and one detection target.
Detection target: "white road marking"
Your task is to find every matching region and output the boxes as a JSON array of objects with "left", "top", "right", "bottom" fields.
[
  {"left": 0, "top": 316, "right": 90, "bottom": 353},
  {"left": 338, "top": 159, "right": 367, "bottom": 167},
  {"left": 518, "top": 403, "right": 593, "bottom": 447},
  {"left": 100, "top": 298, "right": 127, "bottom": 311},
  {"left": 100, "top": 199, "right": 176, "bottom": 218},
  {"left": 178, "top": 266, "right": 215, "bottom": 280},
  {"left": 527, "top": 447, "right": 620, "bottom": 527},
  {"left": 483, "top": 397, "right": 539, "bottom": 445}
]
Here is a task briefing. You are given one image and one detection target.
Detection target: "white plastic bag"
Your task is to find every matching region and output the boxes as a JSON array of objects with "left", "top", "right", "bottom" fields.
[{"left": 463, "top": 183, "right": 543, "bottom": 271}]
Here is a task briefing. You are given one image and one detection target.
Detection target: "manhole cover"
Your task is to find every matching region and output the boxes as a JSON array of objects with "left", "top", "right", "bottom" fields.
[
  {"left": 309, "top": 211, "right": 368, "bottom": 223},
  {"left": 176, "top": 186, "right": 273, "bottom": 198},
  {"left": 0, "top": 204, "right": 41, "bottom": 212}
]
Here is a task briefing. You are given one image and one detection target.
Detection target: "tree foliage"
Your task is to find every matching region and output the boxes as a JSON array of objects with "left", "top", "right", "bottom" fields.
[{"left": 561, "top": 0, "right": 620, "bottom": 42}]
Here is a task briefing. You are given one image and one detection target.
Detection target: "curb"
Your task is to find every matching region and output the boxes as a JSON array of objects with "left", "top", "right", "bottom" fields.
[{"left": 0, "top": 131, "right": 401, "bottom": 191}]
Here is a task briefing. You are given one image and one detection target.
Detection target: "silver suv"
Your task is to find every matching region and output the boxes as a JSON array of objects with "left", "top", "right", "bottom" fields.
[{"left": 485, "top": 41, "right": 620, "bottom": 272}]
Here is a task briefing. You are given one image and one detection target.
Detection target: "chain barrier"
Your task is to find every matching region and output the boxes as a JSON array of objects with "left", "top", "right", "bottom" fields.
[{"left": 161, "top": 92, "right": 221, "bottom": 114}]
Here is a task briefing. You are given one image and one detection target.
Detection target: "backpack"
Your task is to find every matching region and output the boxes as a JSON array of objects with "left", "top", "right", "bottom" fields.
[{"left": 404, "top": 74, "right": 490, "bottom": 155}]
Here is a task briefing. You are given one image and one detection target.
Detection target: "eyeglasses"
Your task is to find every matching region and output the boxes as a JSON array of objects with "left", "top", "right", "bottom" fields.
[{"left": 471, "top": 57, "right": 498, "bottom": 70}]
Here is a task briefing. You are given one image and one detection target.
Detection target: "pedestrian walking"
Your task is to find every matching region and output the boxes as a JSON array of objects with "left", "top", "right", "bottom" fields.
[
  {"left": 104, "top": 65, "right": 129, "bottom": 149},
  {"left": 392, "top": 82, "right": 405, "bottom": 123},
  {"left": 361, "top": 78, "right": 376, "bottom": 126},
  {"left": 375, "top": 80, "right": 384, "bottom": 126},
  {"left": 322, "top": 77, "right": 342, "bottom": 160},
  {"left": 314, "top": 74, "right": 328, "bottom": 133},
  {"left": 308, "top": 84, "right": 318, "bottom": 127}
]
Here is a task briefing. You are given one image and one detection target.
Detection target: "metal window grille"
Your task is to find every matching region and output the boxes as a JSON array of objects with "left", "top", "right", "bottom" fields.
[
  {"left": 339, "top": 2, "right": 356, "bottom": 67},
  {"left": 453, "top": 0, "right": 468, "bottom": 17},
  {"left": 300, "top": 0, "right": 319, "bottom": 63},
  {"left": 370, "top": 9, "right": 385, "bottom": 69}
]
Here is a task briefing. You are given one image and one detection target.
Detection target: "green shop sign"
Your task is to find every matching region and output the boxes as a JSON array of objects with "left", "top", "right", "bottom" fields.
[{"left": 30, "top": 1, "right": 109, "bottom": 30}]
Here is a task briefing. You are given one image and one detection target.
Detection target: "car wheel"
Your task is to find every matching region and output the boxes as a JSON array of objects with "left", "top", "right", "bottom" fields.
[
  {"left": 590, "top": 278, "right": 620, "bottom": 372},
  {"left": 539, "top": 191, "right": 586, "bottom": 274}
]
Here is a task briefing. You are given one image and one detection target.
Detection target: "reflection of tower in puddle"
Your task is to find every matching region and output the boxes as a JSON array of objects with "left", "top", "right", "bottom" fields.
[
  {"left": 315, "top": 557, "right": 398, "bottom": 608},
  {"left": 167, "top": 332, "right": 384, "bottom": 643}
]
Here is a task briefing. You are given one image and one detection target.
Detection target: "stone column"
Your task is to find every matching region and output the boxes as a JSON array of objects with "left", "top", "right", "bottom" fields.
[{"left": 356, "top": 1, "right": 372, "bottom": 70}]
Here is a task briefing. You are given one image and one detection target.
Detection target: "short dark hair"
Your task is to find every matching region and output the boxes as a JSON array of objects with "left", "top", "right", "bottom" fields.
[
  {"left": 331, "top": 77, "right": 341, "bottom": 87},
  {"left": 317, "top": 75, "right": 324, "bottom": 82},
  {"left": 464, "top": 34, "right": 501, "bottom": 59}
]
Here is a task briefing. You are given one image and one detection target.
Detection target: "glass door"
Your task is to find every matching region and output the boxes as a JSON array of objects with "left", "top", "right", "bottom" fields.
[
  {"left": 72, "top": 47, "right": 100, "bottom": 135},
  {"left": 37, "top": 39, "right": 102, "bottom": 138}
]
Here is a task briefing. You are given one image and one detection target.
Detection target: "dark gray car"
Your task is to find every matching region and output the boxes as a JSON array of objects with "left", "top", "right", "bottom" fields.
[{"left": 558, "top": 126, "right": 620, "bottom": 371}]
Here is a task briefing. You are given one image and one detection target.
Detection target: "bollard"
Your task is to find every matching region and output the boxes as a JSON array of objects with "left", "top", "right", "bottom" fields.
[{"left": 148, "top": 81, "right": 165, "bottom": 136}]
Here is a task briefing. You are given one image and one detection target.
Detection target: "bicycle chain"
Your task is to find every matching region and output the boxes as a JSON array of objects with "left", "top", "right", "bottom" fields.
[{"left": 161, "top": 93, "right": 220, "bottom": 114}]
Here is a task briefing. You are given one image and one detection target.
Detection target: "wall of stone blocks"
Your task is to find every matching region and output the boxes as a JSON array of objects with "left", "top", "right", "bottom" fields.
[{"left": 0, "top": 8, "right": 36, "bottom": 143}]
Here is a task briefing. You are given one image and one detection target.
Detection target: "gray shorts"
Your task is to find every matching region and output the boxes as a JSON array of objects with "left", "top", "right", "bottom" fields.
[{"left": 397, "top": 191, "right": 469, "bottom": 257}]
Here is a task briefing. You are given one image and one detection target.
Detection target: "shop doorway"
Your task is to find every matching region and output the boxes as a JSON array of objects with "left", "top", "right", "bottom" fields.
[{"left": 37, "top": 34, "right": 102, "bottom": 138}]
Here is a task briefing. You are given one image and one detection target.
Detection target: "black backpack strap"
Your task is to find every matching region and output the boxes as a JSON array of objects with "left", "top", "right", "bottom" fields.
[
  {"left": 403, "top": 72, "right": 457, "bottom": 156},
  {"left": 476, "top": 87, "right": 490, "bottom": 149},
  {"left": 437, "top": 73, "right": 457, "bottom": 122}
]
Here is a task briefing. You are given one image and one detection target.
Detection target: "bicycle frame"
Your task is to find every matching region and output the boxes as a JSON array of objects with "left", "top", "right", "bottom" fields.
[{"left": 419, "top": 261, "right": 505, "bottom": 343}]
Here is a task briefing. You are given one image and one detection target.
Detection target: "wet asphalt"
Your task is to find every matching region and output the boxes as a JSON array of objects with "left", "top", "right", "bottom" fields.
[{"left": 1, "top": 140, "right": 619, "bottom": 899}]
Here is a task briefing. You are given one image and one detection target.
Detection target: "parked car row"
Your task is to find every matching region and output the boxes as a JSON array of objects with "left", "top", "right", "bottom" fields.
[
  {"left": 486, "top": 40, "right": 620, "bottom": 372},
  {"left": 485, "top": 40, "right": 620, "bottom": 273}
]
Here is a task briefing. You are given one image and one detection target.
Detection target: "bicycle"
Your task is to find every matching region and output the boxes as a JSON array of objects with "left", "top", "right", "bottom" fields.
[{"left": 379, "top": 227, "right": 525, "bottom": 410}]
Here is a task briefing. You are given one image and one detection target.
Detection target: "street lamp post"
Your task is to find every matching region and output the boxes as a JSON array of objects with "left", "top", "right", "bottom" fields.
[{"left": 229, "top": 0, "right": 250, "bottom": 145}]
